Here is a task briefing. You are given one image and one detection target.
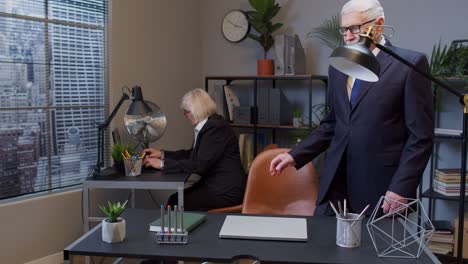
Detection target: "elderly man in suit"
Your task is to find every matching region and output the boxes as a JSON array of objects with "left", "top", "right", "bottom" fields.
[{"left": 270, "top": 0, "right": 433, "bottom": 216}]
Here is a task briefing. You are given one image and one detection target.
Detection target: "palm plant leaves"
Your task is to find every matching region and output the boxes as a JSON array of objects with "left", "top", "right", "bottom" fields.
[
  {"left": 430, "top": 40, "right": 452, "bottom": 76},
  {"left": 308, "top": 14, "right": 344, "bottom": 50}
]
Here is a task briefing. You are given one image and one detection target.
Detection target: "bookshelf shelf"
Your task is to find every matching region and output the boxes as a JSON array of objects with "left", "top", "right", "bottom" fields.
[
  {"left": 230, "top": 123, "right": 316, "bottom": 131},
  {"left": 421, "top": 189, "right": 468, "bottom": 202},
  {"left": 434, "top": 253, "right": 468, "bottom": 264},
  {"left": 421, "top": 77, "right": 468, "bottom": 263},
  {"left": 435, "top": 134, "right": 464, "bottom": 140},
  {"left": 205, "top": 75, "right": 328, "bottom": 156}
]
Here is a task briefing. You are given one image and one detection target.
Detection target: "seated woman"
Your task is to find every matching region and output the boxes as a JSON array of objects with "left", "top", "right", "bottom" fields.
[{"left": 143, "top": 88, "right": 246, "bottom": 211}]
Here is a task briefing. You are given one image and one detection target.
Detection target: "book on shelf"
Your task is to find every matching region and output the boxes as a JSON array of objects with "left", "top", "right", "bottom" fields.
[
  {"left": 238, "top": 133, "right": 254, "bottom": 173},
  {"left": 148, "top": 211, "right": 206, "bottom": 232},
  {"left": 435, "top": 168, "right": 468, "bottom": 176},
  {"left": 430, "top": 234, "right": 455, "bottom": 244},
  {"left": 427, "top": 242, "right": 453, "bottom": 255},
  {"left": 434, "top": 128, "right": 463, "bottom": 136},
  {"left": 434, "top": 179, "right": 468, "bottom": 188},
  {"left": 435, "top": 175, "right": 468, "bottom": 184},
  {"left": 454, "top": 213, "right": 468, "bottom": 258},
  {"left": 223, "top": 85, "right": 240, "bottom": 122},
  {"left": 433, "top": 186, "right": 468, "bottom": 196},
  {"left": 208, "top": 84, "right": 228, "bottom": 118}
]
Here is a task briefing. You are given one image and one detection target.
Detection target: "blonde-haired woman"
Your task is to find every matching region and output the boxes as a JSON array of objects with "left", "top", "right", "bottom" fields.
[{"left": 143, "top": 88, "right": 246, "bottom": 211}]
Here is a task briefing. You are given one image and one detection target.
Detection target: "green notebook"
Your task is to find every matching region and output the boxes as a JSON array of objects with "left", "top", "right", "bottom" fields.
[{"left": 148, "top": 211, "right": 206, "bottom": 232}]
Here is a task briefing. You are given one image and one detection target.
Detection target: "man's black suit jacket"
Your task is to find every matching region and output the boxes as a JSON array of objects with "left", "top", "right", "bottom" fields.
[
  {"left": 290, "top": 42, "right": 434, "bottom": 213},
  {"left": 163, "top": 114, "right": 246, "bottom": 204}
]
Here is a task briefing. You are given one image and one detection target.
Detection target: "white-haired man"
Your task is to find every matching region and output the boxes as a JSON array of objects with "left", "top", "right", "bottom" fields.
[{"left": 270, "top": 0, "right": 433, "bottom": 216}]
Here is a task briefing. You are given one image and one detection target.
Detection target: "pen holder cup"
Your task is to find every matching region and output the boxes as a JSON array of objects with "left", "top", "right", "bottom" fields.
[
  {"left": 336, "top": 213, "right": 364, "bottom": 248},
  {"left": 123, "top": 157, "right": 142, "bottom": 177}
]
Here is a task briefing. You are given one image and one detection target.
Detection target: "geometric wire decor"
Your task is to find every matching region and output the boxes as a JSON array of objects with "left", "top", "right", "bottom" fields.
[{"left": 367, "top": 196, "right": 435, "bottom": 258}]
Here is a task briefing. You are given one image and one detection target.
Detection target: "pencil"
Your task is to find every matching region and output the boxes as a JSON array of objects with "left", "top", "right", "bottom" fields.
[
  {"left": 329, "top": 201, "right": 340, "bottom": 217},
  {"left": 350, "top": 204, "right": 370, "bottom": 228}
]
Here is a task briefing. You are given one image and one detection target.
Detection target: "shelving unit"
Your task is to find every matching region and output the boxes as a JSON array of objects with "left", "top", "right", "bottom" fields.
[
  {"left": 205, "top": 75, "right": 328, "bottom": 155},
  {"left": 419, "top": 77, "right": 468, "bottom": 264}
]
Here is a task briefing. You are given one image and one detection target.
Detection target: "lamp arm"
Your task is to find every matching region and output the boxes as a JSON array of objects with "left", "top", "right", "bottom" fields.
[
  {"left": 100, "top": 92, "right": 130, "bottom": 129},
  {"left": 375, "top": 43, "right": 464, "bottom": 103},
  {"left": 94, "top": 92, "right": 130, "bottom": 177}
]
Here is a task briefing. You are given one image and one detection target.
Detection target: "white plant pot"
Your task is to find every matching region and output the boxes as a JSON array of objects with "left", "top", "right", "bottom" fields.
[
  {"left": 102, "top": 217, "right": 126, "bottom": 243},
  {"left": 293, "top": 117, "right": 303, "bottom": 127}
]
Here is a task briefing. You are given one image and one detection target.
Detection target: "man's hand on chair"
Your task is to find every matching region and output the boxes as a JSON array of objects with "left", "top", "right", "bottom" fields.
[{"left": 270, "top": 153, "right": 296, "bottom": 176}]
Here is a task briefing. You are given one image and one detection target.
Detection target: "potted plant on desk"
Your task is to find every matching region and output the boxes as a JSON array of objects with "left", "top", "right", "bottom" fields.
[
  {"left": 99, "top": 200, "right": 128, "bottom": 243},
  {"left": 112, "top": 143, "right": 133, "bottom": 173}
]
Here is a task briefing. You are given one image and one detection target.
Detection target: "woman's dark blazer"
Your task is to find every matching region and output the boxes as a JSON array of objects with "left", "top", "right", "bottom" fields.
[{"left": 163, "top": 114, "right": 246, "bottom": 203}]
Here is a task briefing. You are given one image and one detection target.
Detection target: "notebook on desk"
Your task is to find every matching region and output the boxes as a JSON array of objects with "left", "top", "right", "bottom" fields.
[
  {"left": 149, "top": 212, "right": 206, "bottom": 232},
  {"left": 219, "top": 215, "right": 308, "bottom": 242}
]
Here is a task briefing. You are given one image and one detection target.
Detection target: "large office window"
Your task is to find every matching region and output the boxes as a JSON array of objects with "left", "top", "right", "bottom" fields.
[{"left": 0, "top": 0, "right": 108, "bottom": 199}]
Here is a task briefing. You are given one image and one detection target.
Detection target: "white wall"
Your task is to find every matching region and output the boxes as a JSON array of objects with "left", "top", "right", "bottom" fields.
[
  {"left": 0, "top": 190, "right": 82, "bottom": 264},
  {"left": 110, "top": 0, "right": 202, "bottom": 151},
  {"left": 201, "top": 0, "right": 468, "bottom": 76}
]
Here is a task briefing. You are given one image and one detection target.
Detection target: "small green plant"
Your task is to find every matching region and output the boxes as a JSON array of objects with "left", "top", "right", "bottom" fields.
[
  {"left": 430, "top": 40, "right": 468, "bottom": 110},
  {"left": 431, "top": 40, "right": 468, "bottom": 78},
  {"left": 307, "top": 14, "right": 344, "bottom": 50},
  {"left": 293, "top": 106, "right": 303, "bottom": 118},
  {"left": 98, "top": 200, "right": 128, "bottom": 223},
  {"left": 246, "top": 0, "right": 283, "bottom": 59},
  {"left": 112, "top": 143, "right": 134, "bottom": 162}
]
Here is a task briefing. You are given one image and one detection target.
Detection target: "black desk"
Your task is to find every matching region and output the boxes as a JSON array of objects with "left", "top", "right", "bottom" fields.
[
  {"left": 65, "top": 209, "right": 440, "bottom": 264},
  {"left": 83, "top": 168, "right": 189, "bottom": 232}
]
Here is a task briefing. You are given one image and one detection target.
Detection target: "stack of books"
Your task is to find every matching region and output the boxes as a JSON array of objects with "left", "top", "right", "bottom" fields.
[
  {"left": 428, "top": 220, "right": 454, "bottom": 255},
  {"left": 433, "top": 168, "right": 468, "bottom": 196}
]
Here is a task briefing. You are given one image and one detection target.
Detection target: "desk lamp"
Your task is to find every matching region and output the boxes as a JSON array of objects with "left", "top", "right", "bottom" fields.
[
  {"left": 93, "top": 86, "right": 166, "bottom": 177},
  {"left": 329, "top": 26, "right": 467, "bottom": 263}
]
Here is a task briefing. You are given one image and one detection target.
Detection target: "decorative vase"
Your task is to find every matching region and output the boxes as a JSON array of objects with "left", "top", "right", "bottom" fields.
[
  {"left": 293, "top": 117, "right": 303, "bottom": 128},
  {"left": 102, "top": 218, "right": 126, "bottom": 243},
  {"left": 257, "top": 59, "right": 274, "bottom": 76}
]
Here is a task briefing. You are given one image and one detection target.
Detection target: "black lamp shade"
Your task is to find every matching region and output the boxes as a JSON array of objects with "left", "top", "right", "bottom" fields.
[
  {"left": 127, "top": 86, "right": 152, "bottom": 115},
  {"left": 329, "top": 36, "right": 380, "bottom": 82}
]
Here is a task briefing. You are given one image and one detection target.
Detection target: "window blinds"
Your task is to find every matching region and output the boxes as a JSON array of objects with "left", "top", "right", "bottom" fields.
[{"left": 0, "top": 0, "right": 109, "bottom": 199}]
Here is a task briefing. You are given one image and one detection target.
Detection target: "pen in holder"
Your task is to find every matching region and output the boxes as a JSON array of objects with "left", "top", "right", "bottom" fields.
[
  {"left": 156, "top": 205, "right": 188, "bottom": 244},
  {"left": 330, "top": 200, "right": 368, "bottom": 248},
  {"left": 123, "top": 156, "right": 142, "bottom": 177},
  {"left": 336, "top": 213, "right": 364, "bottom": 248}
]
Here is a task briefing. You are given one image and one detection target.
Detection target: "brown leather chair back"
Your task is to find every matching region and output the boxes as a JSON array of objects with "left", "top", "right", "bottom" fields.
[{"left": 242, "top": 148, "right": 319, "bottom": 216}]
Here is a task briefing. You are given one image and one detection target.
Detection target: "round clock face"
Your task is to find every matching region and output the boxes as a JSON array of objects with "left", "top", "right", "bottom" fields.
[{"left": 222, "top": 10, "right": 249, "bottom": 43}]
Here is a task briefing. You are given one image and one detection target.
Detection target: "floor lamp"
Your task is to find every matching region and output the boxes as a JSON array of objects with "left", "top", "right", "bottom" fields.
[{"left": 329, "top": 27, "right": 467, "bottom": 263}]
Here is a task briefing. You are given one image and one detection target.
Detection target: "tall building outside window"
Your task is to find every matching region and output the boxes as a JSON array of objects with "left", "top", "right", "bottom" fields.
[{"left": 0, "top": 0, "right": 108, "bottom": 199}]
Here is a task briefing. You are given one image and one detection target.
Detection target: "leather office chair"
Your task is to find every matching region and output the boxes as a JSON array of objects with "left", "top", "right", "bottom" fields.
[{"left": 210, "top": 147, "right": 319, "bottom": 216}]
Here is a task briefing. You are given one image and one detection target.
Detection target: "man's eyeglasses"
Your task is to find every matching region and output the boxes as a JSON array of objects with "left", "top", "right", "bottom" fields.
[{"left": 339, "top": 19, "right": 376, "bottom": 36}]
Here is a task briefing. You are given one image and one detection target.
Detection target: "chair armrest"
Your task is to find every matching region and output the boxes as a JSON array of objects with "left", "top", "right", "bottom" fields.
[{"left": 208, "top": 204, "right": 243, "bottom": 213}]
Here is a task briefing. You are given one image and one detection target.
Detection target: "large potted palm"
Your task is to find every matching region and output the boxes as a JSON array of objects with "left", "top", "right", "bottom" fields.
[
  {"left": 246, "top": 0, "right": 283, "bottom": 76},
  {"left": 307, "top": 14, "right": 344, "bottom": 50}
]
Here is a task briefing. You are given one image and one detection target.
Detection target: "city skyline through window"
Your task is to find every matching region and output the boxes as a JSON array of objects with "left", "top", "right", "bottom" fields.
[{"left": 0, "top": 0, "right": 108, "bottom": 199}]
